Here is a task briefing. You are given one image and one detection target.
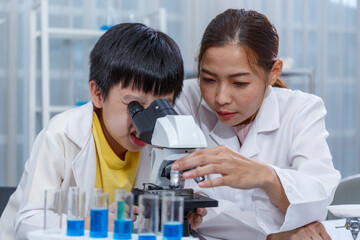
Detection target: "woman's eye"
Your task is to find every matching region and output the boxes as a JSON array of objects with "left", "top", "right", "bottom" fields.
[
  {"left": 233, "top": 82, "right": 248, "bottom": 86},
  {"left": 202, "top": 77, "right": 215, "bottom": 83}
]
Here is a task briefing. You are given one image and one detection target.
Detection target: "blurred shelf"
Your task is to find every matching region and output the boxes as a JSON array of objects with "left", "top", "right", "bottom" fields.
[
  {"left": 281, "top": 68, "right": 314, "bottom": 77},
  {"left": 35, "top": 28, "right": 104, "bottom": 39},
  {"left": 281, "top": 68, "right": 315, "bottom": 93},
  {"left": 35, "top": 105, "right": 74, "bottom": 113}
]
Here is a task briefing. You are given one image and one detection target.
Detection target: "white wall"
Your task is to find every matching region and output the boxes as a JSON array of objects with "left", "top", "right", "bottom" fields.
[{"left": 0, "top": 0, "right": 358, "bottom": 186}]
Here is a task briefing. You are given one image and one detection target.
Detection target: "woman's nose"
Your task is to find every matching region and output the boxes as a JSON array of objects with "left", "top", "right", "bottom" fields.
[{"left": 215, "top": 85, "right": 231, "bottom": 105}]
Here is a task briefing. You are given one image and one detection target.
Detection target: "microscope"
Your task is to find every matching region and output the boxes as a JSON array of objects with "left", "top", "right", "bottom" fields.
[{"left": 128, "top": 99, "right": 218, "bottom": 236}]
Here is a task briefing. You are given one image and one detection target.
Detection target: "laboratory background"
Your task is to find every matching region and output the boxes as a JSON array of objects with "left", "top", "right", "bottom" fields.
[{"left": 0, "top": 0, "right": 358, "bottom": 187}]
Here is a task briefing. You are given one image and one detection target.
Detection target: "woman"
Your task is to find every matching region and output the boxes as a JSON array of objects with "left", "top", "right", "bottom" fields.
[{"left": 173, "top": 9, "right": 340, "bottom": 240}]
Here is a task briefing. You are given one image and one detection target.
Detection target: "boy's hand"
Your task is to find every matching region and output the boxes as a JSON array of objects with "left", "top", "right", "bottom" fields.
[
  {"left": 186, "top": 208, "right": 207, "bottom": 229},
  {"left": 84, "top": 205, "right": 115, "bottom": 231},
  {"left": 85, "top": 216, "right": 90, "bottom": 230},
  {"left": 132, "top": 205, "right": 138, "bottom": 222},
  {"left": 267, "top": 222, "right": 332, "bottom": 240},
  {"left": 108, "top": 202, "right": 139, "bottom": 222},
  {"left": 108, "top": 202, "right": 115, "bottom": 232}
]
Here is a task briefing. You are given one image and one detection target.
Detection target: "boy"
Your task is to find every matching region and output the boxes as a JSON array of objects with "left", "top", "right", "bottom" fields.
[{"left": 0, "top": 23, "right": 184, "bottom": 240}]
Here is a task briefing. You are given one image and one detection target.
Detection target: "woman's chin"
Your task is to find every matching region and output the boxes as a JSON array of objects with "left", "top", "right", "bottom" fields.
[{"left": 218, "top": 118, "right": 242, "bottom": 126}]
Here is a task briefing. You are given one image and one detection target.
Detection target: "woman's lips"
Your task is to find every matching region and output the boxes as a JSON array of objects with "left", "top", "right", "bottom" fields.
[
  {"left": 216, "top": 110, "right": 237, "bottom": 119},
  {"left": 130, "top": 132, "right": 146, "bottom": 147}
]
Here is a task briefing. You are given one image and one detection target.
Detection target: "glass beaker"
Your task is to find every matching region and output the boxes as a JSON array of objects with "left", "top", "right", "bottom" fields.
[
  {"left": 162, "top": 194, "right": 184, "bottom": 240},
  {"left": 66, "top": 187, "right": 85, "bottom": 236},
  {"left": 43, "top": 189, "right": 62, "bottom": 233},
  {"left": 90, "top": 189, "right": 109, "bottom": 238},
  {"left": 114, "top": 189, "right": 133, "bottom": 239},
  {"left": 137, "top": 194, "right": 159, "bottom": 240}
]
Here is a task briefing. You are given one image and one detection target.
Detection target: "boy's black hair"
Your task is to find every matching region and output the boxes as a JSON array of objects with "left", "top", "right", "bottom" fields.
[{"left": 89, "top": 23, "right": 184, "bottom": 102}]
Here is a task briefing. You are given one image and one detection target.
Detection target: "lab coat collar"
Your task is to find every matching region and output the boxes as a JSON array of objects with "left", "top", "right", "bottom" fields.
[
  {"left": 65, "top": 101, "right": 94, "bottom": 148},
  {"left": 210, "top": 121, "right": 260, "bottom": 158},
  {"left": 255, "top": 86, "right": 280, "bottom": 133},
  {"left": 65, "top": 101, "right": 96, "bottom": 196},
  {"left": 209, "top": 86, "right": 280, "bottom": 158},
  {"left": 210, "top": 121, "right": 241, "bottom": 153}
]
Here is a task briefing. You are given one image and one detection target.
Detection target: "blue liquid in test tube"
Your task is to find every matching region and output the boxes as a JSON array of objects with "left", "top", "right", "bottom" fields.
[
  {"left": 67, "top": 219, "right": 85, "bottom": 236},
  {"left": 138, "top": 234, "right": 157, "bottom": 240},
  {"left": 90, "top": 208, "right": 109, "bottom": 238},
  {"left": 113, "top": 219, "right": 133, "bottom": 239},
  {"left": 163, "top": 222, "right": 183, "bottom": 240}
]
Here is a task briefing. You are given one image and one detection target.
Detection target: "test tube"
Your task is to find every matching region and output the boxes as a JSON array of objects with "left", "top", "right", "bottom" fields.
[
  {"left": 43, "top": 189, "right": 62, "bottom": 233},
  {"left": 160, "top": 191, "right": 175, "bottom": 235},
  {"left": 66, "top": 187, "right": 85, "bottom": 236},
  {"left": 162, "top": 195, "right": 184, "bottom": 240},
  {"left": 137, "top": 194, "right": 159, "bottom": 240},
  {"left": 114, "top": 189, "right": 133, "bottom": 239},
  {"left": 90, "top": 189, "right": 109, "bottom": 238}
]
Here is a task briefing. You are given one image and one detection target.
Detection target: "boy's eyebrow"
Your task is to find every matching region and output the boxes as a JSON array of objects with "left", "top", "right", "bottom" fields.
[
  {"left": 123, "top": 95, "right": 173, "bottom": 105},
  {"left": 123, "top": 94, "right": 147, "bottom": 103}
]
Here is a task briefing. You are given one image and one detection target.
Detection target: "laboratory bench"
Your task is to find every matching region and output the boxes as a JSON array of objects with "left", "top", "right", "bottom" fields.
[
  {"left": 28, "top": 230, "right": 199, "bottom": 240},
  {"left": 27, "top": 219, "right": 355, "bottom": 240}
]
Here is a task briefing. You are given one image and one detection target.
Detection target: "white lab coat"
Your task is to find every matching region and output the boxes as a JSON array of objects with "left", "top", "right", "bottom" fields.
[
  {"left": 174, "top": 79, "right": 341, "bottom": 240},
  {"left": 0, "top": 102, "right": 151, "bottom": 240}
]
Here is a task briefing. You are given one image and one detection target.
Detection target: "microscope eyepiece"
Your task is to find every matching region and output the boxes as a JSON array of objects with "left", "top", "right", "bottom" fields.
[
  {"left": 127, "top": 99, "right": 178, "bottom": 144},
  {"left": 128, "top": 101, "right": 144, "bottom": 118},
  {"left": 149, "top": 99, "right": 177, "bottom": 115}
]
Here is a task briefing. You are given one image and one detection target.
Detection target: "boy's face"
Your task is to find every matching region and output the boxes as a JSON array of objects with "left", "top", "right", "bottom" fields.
[{"left": 90, "top": 80, "right": 174, "bottom": 158}]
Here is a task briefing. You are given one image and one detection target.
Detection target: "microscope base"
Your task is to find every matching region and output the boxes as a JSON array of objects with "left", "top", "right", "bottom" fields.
[{"left": 132, "top": 186, "right": 218, "bottom": 236}]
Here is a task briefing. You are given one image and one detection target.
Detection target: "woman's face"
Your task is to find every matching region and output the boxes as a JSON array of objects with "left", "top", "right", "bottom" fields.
[{"left": 200, "top": 44, "right": 268, "bottom": 126}]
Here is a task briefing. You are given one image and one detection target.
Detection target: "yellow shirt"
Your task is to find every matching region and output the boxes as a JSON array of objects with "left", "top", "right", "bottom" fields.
[{"left": 92, "top": 112, "right": 140, "bottom": 203}]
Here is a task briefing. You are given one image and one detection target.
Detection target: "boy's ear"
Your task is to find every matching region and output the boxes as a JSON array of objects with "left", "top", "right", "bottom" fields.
[
  {"left": 269, "top": 59, "right": 283, "bottom": 86},
  {"left": 89, "top": 80, "right": 103, "bottom": 108}
]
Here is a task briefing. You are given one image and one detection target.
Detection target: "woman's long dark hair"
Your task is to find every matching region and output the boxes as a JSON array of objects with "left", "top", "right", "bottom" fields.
[{"left": 197, "top": 9, "right": 287, "bottom": 88}]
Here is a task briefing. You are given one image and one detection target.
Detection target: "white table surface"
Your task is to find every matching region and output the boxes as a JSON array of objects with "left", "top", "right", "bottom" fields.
[
  {"left": 28, "top": 229, "right": 199, "bottom": 240},
  {"left": 28, "top": 220, "right": 357, "bottom": 240}
]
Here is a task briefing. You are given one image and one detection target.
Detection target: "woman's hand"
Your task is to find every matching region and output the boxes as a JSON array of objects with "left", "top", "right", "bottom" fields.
[
  {"left": 186, "top": 208, "right": 207, "bottom": 230},
  {"left": 173, "top": 145, "right": 275, "bottom": 189},
  {"left": 267, "top": 222, "right": 332, "bottom": 240},
  {"left": 172, "top": 145, "right": 290, "bottom": 213}
]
